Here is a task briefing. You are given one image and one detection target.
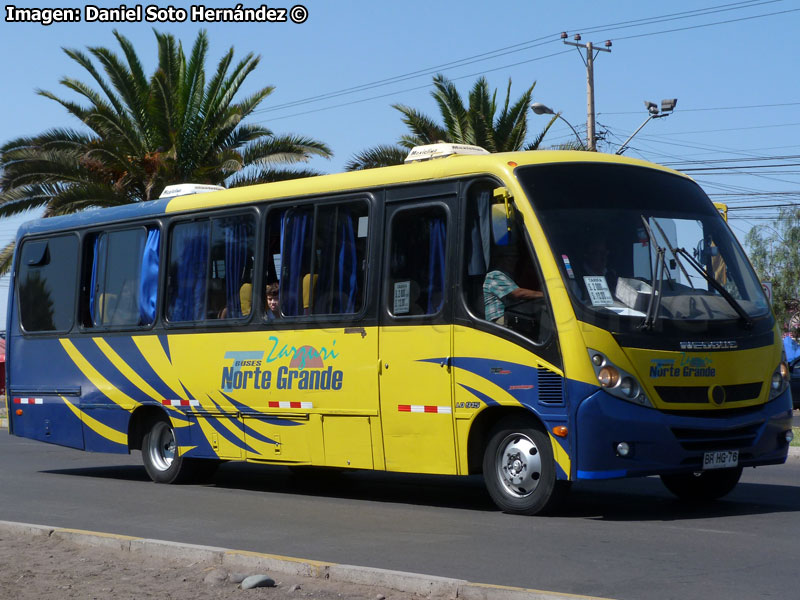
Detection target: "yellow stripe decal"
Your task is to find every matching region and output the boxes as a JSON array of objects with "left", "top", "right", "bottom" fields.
[
  {"left": 550, "top": 433, "right": 572, "bottom": 480},
  {"left": 59, "top": 339, "right": 141, "bottom": 410},
  {"left": 63, "top": 396, "right": 127, "bottom": 446},
  {"left": 132, "top": 336, "right": 188, "bottom": 400},
  {"left": 93, "top": 338, "right": 164, "bottom": 403}
]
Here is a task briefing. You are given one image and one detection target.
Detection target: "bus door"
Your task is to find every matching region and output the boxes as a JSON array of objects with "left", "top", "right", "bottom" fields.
[{"left": 378, "top": 194, "right": 458, "bottom": 474}]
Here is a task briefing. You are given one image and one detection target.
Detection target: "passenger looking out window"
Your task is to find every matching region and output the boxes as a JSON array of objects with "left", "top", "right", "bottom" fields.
[{"left": 265, "top": 282, "right": 281, "bottom": 320}]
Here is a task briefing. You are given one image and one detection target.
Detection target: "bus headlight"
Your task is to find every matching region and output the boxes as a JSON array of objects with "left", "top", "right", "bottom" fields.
[
  {"left": 769, "top": 361, "right": 790, "bottom": 400},
  {"left": 619, "top": 377, "right": 638, "bottom": 398},
  {"left": 598, "top": 366, "right": 620, "bottom": 388},
  {"left": 587, "top": 349, "right": 652, "bottom": 408}
]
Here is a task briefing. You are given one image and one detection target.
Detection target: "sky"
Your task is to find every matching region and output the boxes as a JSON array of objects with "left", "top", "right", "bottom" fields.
[{"left": 1, "top": 0, "right": 798, "bottom": 319}]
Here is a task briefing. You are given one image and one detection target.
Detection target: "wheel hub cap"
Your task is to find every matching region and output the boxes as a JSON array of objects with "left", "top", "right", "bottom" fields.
[
  {"left": 497, "top": 433, "right": 542, "bottom": 498},
  {"left": 148, "top": 422, "right": 176, "bottom": 472}
]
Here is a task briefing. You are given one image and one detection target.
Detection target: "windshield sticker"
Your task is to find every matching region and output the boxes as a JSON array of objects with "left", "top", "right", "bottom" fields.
[
  {"left": 606, "top": 306, "right": 646, "bottom": 317},
  {"left": 584, "top": 276, "right": 614, "bottom": 306},
  {"left": 649, "top": 355, "right": 715, "bottom": 379},
  {"left": 562, "top": 254, "right": 575, "bottom": 279},
  {"left": 393, "top": 281, "right": 410, "bottom": 314}
]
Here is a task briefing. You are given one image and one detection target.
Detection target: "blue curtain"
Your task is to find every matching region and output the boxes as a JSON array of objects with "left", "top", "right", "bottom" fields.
[
  {"left": 138, "top": 228, "right": 160, "bottom": 325},
  {"left": 224, "top": 221, "right": 248, "bottom": 318},
  {"left": 315, "top": 210, "right": 358, "bottom": 314},
  {"left": 88, "top": 234, "right": 106, "bottom": 323},
  {"left": 467, "top": 190, "right": 491, "bottom": 276},
  {"left": 281, "top": 211, "right": 311, "bottom": 316},
  {"left": 168, "top": 222, "right": 209, "bottom": 321},
  {"left": 427, "top": 217, "right": 446, "bottom": 314},
  {"left": 336, "top": 212, "right": 358, "bottom": 313}
]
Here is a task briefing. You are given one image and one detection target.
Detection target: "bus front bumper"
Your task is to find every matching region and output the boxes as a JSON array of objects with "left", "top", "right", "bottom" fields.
[{"left": 574, "top": 389, "right": 793, "bottom": 480}]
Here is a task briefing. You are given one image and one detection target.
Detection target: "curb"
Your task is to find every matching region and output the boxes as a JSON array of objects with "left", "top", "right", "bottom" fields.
[{"left": 0, "top": 520, "right": 609, "bottom": 600}]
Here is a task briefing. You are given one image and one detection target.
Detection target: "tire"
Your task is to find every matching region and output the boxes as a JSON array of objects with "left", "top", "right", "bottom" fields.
[
  {"left": 141, "top": 417, "right": 219, "bottom": 484},
  {"left": 482, "top": 417, "right": 569, "bottom": 515},
  {"left": 660, "top": 467, "right": 743, "bottom": 501}
]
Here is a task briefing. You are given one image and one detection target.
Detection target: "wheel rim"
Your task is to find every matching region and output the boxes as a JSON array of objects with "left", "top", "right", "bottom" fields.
[
  {"left": 495, "top": 432, "right": 542, "bottom": 498},
  {"left": 147, "top": 422, "right": 176, "bottom": 472}
]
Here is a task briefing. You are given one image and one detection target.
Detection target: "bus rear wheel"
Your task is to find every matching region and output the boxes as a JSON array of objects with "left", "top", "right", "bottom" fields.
[
  {"left": 660, "top": 467, "right": 743, "bottom": 501},
  {"left": 482, "top": 417, "right": 568, "bottom": 515},
  {"left": 142, "top": 417, "right": 218, "bottom": 484}
]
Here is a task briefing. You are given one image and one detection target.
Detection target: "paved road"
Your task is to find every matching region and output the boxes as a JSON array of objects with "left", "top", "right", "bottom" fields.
[{"left": 1, "top": 432, "right": 798, "bottom": 600}]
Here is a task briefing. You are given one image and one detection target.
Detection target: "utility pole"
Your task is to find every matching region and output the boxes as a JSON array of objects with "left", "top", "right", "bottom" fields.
[{"left": 562, "top": 33, "right": 611, "bottom": 151}]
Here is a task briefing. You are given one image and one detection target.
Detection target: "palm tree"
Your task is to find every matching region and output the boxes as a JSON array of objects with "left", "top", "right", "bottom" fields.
[
  {"left": 346, "top": 74, "right": 558, "bottom": 171},
  {"left": 0, "top": 29, "right": 332, "bottom": 272}
]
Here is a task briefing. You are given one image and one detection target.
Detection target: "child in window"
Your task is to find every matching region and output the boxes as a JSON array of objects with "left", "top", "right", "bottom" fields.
[{"left": 266, "top": 283, "right": 281, "bottom": 320}]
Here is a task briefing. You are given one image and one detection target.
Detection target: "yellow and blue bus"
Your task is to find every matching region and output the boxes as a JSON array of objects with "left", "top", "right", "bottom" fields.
[{"left": 5, "top": 145, "right": 794, "bottom": 515}]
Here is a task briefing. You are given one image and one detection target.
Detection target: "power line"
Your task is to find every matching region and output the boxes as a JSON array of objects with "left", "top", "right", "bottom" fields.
[
  {"left": 253, "top": 1, "right": 789, "bottom": 122},
  {"left": 601, "top": 101, "right": 800, "bottom": 116},
  {"left": 256, "top": 0, "right": 777, "bottom": 116},
  {"left": 260, "top": 49, "right": 573, "bottom": 123},
  {"left": 612, "top": 6, "right": 798, "bottom": 44}
]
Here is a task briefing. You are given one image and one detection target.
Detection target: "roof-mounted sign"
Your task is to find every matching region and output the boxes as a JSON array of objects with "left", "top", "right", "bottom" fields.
[
  {"left": 404, "top": 143, "right": 489, "bottom": 163},
  {"left": 159, "top": 183, "right": 226, "bottom": 199}
]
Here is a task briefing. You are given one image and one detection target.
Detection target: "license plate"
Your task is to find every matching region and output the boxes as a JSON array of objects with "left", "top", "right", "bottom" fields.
[{"left": 703, "top": 450, "right": 739, "bottom": 470}]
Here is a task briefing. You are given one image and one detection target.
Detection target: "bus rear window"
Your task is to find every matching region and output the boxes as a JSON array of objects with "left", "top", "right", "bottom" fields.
[{"left": 17, "top": 235, "right": 78, "bottom": 332}]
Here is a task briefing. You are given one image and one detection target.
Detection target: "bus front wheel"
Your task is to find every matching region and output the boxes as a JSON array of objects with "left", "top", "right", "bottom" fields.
[
  {"left": 660, "top": 467, "right": 743, "bottom": 501},
  {"left": 482, "top": 417, "right": 568, "bottom": 515},
  {"left": 142, "top": 417, "right": 218, "bottom": 484}
]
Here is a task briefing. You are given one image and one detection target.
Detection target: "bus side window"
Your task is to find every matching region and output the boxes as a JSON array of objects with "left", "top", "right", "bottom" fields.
[
  {"left": 387, "top": 205, "right": 447, "bottom": 317},
  {"left": 165, "top": 214, "right": 255, "bottom": 323},
  {"left": 17, "top": 235, "right": 79, "bottom": 333},
  {"left": 266, "top": 200, "right": 368, "bottom": 319},
  {"left": 83, "top": 227, "right": 159, "bottom": 328}
]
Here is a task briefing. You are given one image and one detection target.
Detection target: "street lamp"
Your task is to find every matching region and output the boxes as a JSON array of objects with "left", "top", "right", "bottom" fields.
[
  {"left": 531, "top": 102, "right": 587, "bottom": 151},
  {"left": 615, "top": 98, "right": 677, "bottom": 155}
]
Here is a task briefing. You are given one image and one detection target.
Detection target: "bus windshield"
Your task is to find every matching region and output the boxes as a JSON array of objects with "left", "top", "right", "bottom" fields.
[{"left": 516, "top": 163, "right": 770, "bottom": 330}]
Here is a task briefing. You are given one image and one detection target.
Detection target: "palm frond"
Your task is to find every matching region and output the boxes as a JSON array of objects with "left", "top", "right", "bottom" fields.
[
  {"left": 242, "top": 135, "right": 332, "bottom": 166},
  {"left": 431, "top": 74, "right": 472, "bottom": 144},
  {"left": 523, "top": 113, "right": 558, "bottom": 151},
  {"left": 0, "top": 240, "right": 16, "bottom": 277},
  {"left": 227, "top": 167, "right": 323, "bottom": 186},
  {"left": 345, "top": 145, "right": 407, "bottom": 171},
  {"left": 61, "top": 48, "right": 125, "bottom": 115},
  {"left": 1, "top": 28, "right": 332, "bottom": 232},
  {"left": 393, "top": 105, "right": 448, "bottom": 144}
]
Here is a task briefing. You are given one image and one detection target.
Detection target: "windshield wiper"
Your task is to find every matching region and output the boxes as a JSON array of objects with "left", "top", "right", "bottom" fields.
[
  {"left": 674, "top": 247, "right": 753, "bottom": 329},
  {"left": 639, "top": 216, "right": 666, "bottom": 331},
  {"left": 652, "top": 218, "right": 693, "bottom": 289}
]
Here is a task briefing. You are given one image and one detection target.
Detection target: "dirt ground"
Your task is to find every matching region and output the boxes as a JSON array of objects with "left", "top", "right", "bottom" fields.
[{"left": 0, "top": 531, "right": 423, "bottom": 600}]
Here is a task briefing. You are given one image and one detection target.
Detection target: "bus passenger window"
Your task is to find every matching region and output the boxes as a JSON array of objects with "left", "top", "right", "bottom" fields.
[
  {"left": 166, "top": 214, "right": 255, "bottom": 323},
  {"left": 388, "top": 206, "right": 447, "bottom": 317},
  {"left": 84, "top": 227, "right": 159, "bottom": 327},
  {"left": 267, "top": 200, "right": 368, "bottom": 318},
  {"left": 18, "top": 235, "right": 78, "bottom": 332}
]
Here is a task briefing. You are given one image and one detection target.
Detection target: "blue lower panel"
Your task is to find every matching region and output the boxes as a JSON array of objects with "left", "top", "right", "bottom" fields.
[
  {"left": 11, "top": 397, "right": 85, "bottom": 450},
  {"left": 82, "top": 406, "right": 131, "bottom": 454},
  {"left": 575, "top": 389, "right": 793, "bottom": 480}
]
